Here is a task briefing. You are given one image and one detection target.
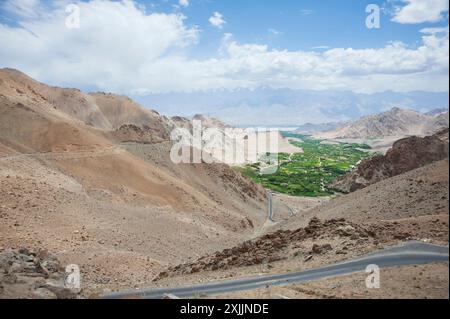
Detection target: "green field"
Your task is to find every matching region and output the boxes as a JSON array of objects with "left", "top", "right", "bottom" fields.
[{"left": 235, "top": 132, "right": 374, "bottom": 197}]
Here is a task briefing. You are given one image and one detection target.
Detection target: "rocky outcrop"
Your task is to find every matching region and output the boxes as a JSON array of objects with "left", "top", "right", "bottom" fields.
[
  {"left": 155, "top": 211, "right": 449, "bottom": 280},
  {"left": 109, "top": 124, "right": 167, "bottom": 144},
  {"left": 435, "top": 128, "right": 449, "bottom": 143},
  {"left": 331, "top": 130, "right": 449, "bottom": 193},
  {"left": 0, "top": 248, "right": 79, "bottom": 299},
  {"left": 155, "top": 218, "right": 375, "bottom": 279},
  {"left": 424, "top": 112, "right": 450, "bottom": 136}
]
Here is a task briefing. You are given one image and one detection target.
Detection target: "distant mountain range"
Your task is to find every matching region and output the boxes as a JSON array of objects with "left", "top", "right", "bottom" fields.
[
  {"left": 294, "top": 122, "right": 349, "bottom": 134},
  {"left": 132, "top": 88, "right": 449, "bottom": 127},
  {"left": 425, "top": 108, "right": 449, "bottom": 116},
  {"left": 312, "top": 107, "right": 449, "bottom": 139}
]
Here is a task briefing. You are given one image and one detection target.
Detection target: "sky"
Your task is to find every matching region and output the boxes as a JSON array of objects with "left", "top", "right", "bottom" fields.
[{"left": 0, "top": 0, "right": 449, "bottom": 124}]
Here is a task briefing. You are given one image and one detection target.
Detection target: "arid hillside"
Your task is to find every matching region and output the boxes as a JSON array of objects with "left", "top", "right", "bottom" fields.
[
  {"left": 155, "top": 159, "right": 448, "bottom": 294},
  {"left": 315, "top": 107, "right": 449, "bottom": 139},
  {"left": 1, "top": 68, "right": 448, "bottom": 298},
  {"left": 0, "top": 69, "right": 268, "bottom": 296},
  {"left": 0, "top": 68, "right": 172, "bottom": 143},
  {"left": 331, "top": 129, "right": 449, "bottom": 193}
]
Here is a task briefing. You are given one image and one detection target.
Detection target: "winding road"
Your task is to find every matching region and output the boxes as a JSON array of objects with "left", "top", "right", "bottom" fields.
[{"left": 105, "top": 241, "right": 449, "bottom": 299}]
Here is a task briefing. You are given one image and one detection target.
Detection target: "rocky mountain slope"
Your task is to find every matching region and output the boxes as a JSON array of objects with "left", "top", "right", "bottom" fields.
[
  {"left": 155, "top": 159, "right": 448, "bottom": 288},
  {"left": 331, "top": 129, "right": 449, "bottom": 193},
  {"left": 0, "top": 68, "right": 269, "bottom": 296},
  {"left": 90, "top": 92, "right": 169, "bottom": 139},
  {"left": 426, "top": 108, "right": 449, "bottom": 116},
  {"left": 0, "top": 68, "right": 112, "bottom": 130},
  {"left": 424, "top": 112, "right": 449, "bottom": 135},
  {"left": 193, "top": 114, "right": 231, "bottom": 130},
  {"left": 0, "top": 92, "right": 111, "bottom": 153},
  {"left": 1, "top": 68, "right": 448, "bottom": 298},
  {"left": 0, "top": 68, "right": 172, "bottom": 145},
  {"left": 315, "top": 107, "right": 449, "bottom": 139}
]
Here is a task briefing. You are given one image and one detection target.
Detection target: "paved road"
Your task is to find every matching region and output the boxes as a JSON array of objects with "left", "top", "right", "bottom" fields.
[{"left": 105, "top": 242, "right": 449, "bottom": 299}]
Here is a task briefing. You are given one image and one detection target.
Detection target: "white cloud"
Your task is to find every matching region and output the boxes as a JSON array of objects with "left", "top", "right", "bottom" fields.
[
  {"left": 199, "top": 32, "right": 448, "bottom": 93},
  {"left": 420, "top": 26, "right": 449, "bottom": 34},
  {"left": 392, "top": 0, "right": 449, "bottom": 24},
  {"left": 130, "top": 31, "right": 449, "bottom": 94},
  {"left": 0, "top": 0, "right": 199, "bottom": 92},
  {"left": 300, "top": 9, "right": 314, "bottom": 16},
  {"left": 268, "top": 28, "right": 282, "bottom": 36},
  {"left": 0, "top": 0, "right": 448, "bottom": 95},
  {"left": 311, "top": 45, "right": 331, "bottom": 50},
  {"left": 209, "top": 11, "right": 226, "bottom": 28},
  {"left": 179, "top": 0, "right": 189, "bottom": 8}
]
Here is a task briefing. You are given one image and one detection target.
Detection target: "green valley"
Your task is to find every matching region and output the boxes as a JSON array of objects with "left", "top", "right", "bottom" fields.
[{"left": 235, "top": 132, "right": 374, "bottom": 197}]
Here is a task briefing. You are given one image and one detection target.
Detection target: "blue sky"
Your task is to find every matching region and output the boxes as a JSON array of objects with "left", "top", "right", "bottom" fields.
[
  {"left": 130, "top": 0, "right": 449, "bottom": 55},
  {"left": 0, "top": 0, "right": 448, "bottom": 124},
  {"left": 0, "top": 0, "right": 448, "bottom": 93}
]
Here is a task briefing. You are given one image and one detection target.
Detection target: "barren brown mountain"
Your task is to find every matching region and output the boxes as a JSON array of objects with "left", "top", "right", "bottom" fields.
[
  {"left": 316, "top": 107, "right": 449, "bottom": 139},
  {"left": 1, "top": 69, "right": 448, "bottom": 299},
  {"left": 331, "top": 129, "right": 449, "bottom": 193},
  {"left": 0, "top": 68, "right": 268, "bottom": 296},
  {"left": 156, "top": 159, "right": 449, "bottom": 297}
]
